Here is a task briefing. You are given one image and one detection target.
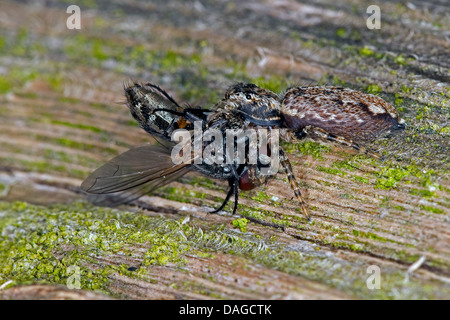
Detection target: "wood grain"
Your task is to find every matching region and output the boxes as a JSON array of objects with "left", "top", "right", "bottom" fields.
[{"left": 0, "top": 0, "right": 448, "bottom": 299}]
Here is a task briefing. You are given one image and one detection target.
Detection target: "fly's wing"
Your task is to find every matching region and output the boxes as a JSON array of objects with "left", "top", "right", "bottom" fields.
[{"left": 81, "top": 144, "right": 191, "bottom": 207}]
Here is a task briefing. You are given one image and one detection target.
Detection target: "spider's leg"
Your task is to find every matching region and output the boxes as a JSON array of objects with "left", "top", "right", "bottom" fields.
[
  {"left": 306, "top": 127, "right": 382, "bottom": 160},
  {"left": 280, "top": 148, "right": 310, "bottom": 221}
]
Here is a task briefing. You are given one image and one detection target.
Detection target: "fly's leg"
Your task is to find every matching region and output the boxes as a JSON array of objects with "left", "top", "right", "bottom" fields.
[
  {"left": 305, "top": 127, "right": 382, "bottom": 160},
  {"left": 279, "top": 148, "right": 310, "bottom": 221},
  {"left": 211, "top": 179, "right": 234, "bottom": 214},
  {"left": 231, "top": 176, "right": 239, "bottom": 215},
  {"left": 211, "top": 165, "right": 240, "bottom": 215}
]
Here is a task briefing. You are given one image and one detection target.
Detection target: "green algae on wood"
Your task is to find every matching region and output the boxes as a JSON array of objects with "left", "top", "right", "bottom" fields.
[{"left": 0, "top": 200, "right": 448, "bottom": 299}]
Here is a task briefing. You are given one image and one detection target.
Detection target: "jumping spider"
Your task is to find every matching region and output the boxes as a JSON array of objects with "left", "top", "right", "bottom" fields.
[{"left": 81, "top": 82, "right": 405, "bottom": 222}]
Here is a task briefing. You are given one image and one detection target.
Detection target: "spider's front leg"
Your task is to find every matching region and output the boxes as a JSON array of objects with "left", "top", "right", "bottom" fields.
[{"left": 279, "top": 148, "right": 310, "bottom": 221}]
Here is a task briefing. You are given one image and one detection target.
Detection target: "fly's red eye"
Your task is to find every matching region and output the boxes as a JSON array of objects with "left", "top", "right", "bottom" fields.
[{"left": 239, "top": 170, "right": 257, "bottom": 191}]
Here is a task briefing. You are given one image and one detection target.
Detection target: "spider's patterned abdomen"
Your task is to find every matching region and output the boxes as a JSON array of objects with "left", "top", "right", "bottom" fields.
[{"left": 281, "top": 86, "right": 405, "bottom": 140}]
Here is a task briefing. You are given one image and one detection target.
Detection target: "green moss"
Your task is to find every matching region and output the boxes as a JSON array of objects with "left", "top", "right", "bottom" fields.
[
  {"left": 374, "top": 166, "right": 411, "bottom": 189},
  {"left": 401, "top": 85, "right": 413, "bottom": 94},
  {"left": 326, "top": 240, "right": 364, "bottom": 252},
  {"left": 394, "top": 93, "right": 404, "bottom": 107},
  {"left": 54, "top": 137, "right": 91, "bottom": 149},
  {"left": 0, "top": 199, "right": 426, "bottom": 299},
  {"left": 359, "top": 46, "right": 374, "bottom": 57},
  {"left": 252, "top": 75, "right": 291, "bottom": 94},
  {"left": 317, "top": 165, "right": 347, "bottom": 176},
  {"left": 409, "top": 188, "right": 435, "bottom": 198},
  {"left": 250, "top": 191, "right": 272, "bottom": 203},
  {"left": 335, "top": 28, "right": 348, "bottom": 38},
  {"left": 365, "top": 84, "right": 382, "bottom": 95},
  {"left": 352, "top": 230, "right": 389, "bottom": 243},
  {"left": 56, "top": 35, "right": 206, "bottom": 76},
  {"left": 14, "top": 92, "right": 38, "bottom": 99},
  {"left": 159, "top": 50, "right": 201, "bottom": 71},
  {"left": 232, "top": 218, "right": 249, "bottom": 232},
  {"left": 43, "top": 73, "right": 64, "bottom": 92},
  {"left": 439, "top": 126, "right": 450, "bottom": 134},
  {"left": 419, "top": 205, "right": 444, "bottom": 214},
  {"left": 339, "top": 193, "right": 359, "bottom": 200},
  {"left": 238, "top": 207, "right": 268, "bottom": 221},
  {"left": 333, "top": 160, "right": 356, "bottom": 171},
  {"left": 0, "top": 36, "right": 6, "bottom": 52},
  {"left": 0, "top": 202, "right": 107, "bottom": 290},
  {"left": 282, "top": 140, "right": 331, "bottom": 159},
  {"left": 11, "top": 27, "right": 29, "bottom": 56},
  {"left": 42, "top": 149, "right": 100, "bottom": 168},
  {"left": 328, "top": 75, "right": 347, "bottom": 87},
  {"left": 0, "top": 67, "right": 37, "bottom": 94},
  {"left": 394, "top": 54, "right": 407, "bottom": 65},
  {"left": 353, "top": 176, "right": 369, "bottom": 184},
  {"left": 178, "top": 79, "right": 220, "bottom": 105},
  {"left": 91, "top": 39, "right": 108, "bottom": 61},
  {"left": 374, "top": 162, "right": 443, "bottom": 193},
  {"left": 152, "top": 186, "right": 213, "bottom": 209},
  {"left": 0, "top": 183, "right": 6, "bottom": 197},
  {"left": 50, "top": 120, "right": 104, "bottom": 134},
  {"left": 58, "top": 96, "right": 81, "bottom": 104},
  {"left": 392, "top": 205, "right": 406, "bottom": 211},
  {"left": 34, "top": 136, "right": 117, "bottom": 155},
  {"left": 0, "top": 76, "right": 12, "bottom": 94},
  {"left": 0, "top": 201, "right": 196, "bottom": 292},
  {"left": 186, "top": 176, "right": 218, "bottom": 190},
  {"left": 127, "top": 44, "right": 154, "bottom": 66},
  {"left": 0, "top": 157, "right": 85, "bottom": 178}
]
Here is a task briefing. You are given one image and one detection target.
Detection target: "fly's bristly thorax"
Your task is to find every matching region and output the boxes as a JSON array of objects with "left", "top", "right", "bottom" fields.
[{"left": 280, "top": 86, "right": 405, "bottom": 141}]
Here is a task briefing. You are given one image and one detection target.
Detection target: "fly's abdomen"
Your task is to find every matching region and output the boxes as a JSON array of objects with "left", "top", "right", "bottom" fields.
[{"left": 124, "top": 82, "right": 185, "bottom": 139}]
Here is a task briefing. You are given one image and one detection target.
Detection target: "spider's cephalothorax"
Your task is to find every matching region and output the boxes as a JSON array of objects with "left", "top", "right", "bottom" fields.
[
  {"left": 209, "top": 83, "right": 311, "bottom": 219},
  {"left": 217, "top": 83, "right": 283, "bottom": 126}
]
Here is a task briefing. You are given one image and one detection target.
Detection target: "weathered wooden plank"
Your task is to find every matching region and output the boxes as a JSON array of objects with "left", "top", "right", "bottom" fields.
[{"left": 0, "top": 0, "right": 448, "bottom": 299}]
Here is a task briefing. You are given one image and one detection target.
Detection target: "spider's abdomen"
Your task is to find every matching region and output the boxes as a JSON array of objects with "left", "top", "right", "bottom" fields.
[{"left": 281, "top": 86, "right": 405, "bottom": 140}]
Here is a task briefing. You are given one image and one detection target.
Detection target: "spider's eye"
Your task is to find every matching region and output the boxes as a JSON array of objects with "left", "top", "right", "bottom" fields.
[{"left": 245, "top": 94, "right": 252, "bottom": 100}]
